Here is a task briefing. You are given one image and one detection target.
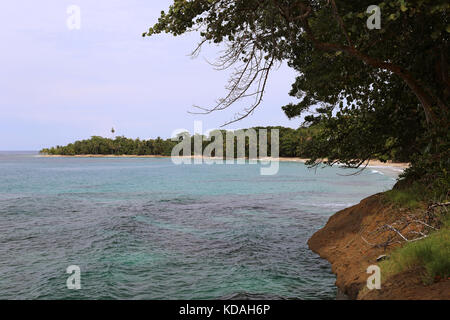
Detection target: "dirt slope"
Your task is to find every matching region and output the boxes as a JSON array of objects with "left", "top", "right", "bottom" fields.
[{"left": 308, "top": 194, "right": 449, "bottom": 300}]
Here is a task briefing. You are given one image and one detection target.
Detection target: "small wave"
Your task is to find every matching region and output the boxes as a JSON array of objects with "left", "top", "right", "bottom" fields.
[
  {"left": 219, "top": 292, "right": 292, "bottom": 300},
  {"left": 368, "top": 165, "right": 405, "bottom": 173},
  {"left": 297, "top": 202, "right": 356, "bottom": 209}
]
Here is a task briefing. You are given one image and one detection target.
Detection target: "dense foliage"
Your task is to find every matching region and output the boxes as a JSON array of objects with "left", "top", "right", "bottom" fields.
[
  {"left": 40, "top": 126, "right": 417, "bottom": 162},
  {"left": 41, "top": 136, "right": 177, "bottom": 157},
  {"left": 144, "top": 0, "right": 449, "bottom": 195},
  {"left": 39, "top": 127, "right": 307, "bottom": 157}
]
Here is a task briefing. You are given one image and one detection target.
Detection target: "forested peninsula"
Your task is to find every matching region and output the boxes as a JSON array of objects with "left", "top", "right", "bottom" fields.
[{"left": 40, "top": 126, "right": 410, "bottom": 163}]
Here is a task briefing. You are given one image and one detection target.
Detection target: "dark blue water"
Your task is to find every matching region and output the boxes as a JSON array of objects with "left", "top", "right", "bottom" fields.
[{"left": 0, "top": 152, "right": 396, "bottom": 299}]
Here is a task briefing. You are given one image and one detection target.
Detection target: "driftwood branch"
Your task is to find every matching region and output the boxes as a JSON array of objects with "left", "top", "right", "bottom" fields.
[
  {"left": 359, "top": 201, "right": 447, "bottom": 249},
  {"left": 428, "top": 202, "right": 450, "bottom": 210}
]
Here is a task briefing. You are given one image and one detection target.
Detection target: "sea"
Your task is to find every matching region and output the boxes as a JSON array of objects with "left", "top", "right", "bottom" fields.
[{"left": 0, "top": 152, "right": 398, "bottom": 299}]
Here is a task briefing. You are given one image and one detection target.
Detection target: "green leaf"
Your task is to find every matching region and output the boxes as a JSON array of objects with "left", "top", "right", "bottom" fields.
[{"left": 431, "top": 31, "right": 440, "bottom": 39}]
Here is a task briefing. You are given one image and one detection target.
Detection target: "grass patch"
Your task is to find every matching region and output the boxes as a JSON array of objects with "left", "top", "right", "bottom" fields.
[
  {"left": 380, "top": 215, "right": 450, "bottom": 284},
  {"left": 384, "top": 188, "right": 423, "bottom": 209},
  {"left": 384, "top": 180, "right": 449, "bottom": 209}
]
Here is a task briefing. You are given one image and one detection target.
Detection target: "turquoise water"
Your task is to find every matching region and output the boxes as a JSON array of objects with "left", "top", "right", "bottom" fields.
[{"left": 0, "top": 152, "right": 397, "bottom": 299}]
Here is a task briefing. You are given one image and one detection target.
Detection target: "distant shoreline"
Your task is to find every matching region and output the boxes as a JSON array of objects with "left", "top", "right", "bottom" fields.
[{"left": 38, "top": 154, "right": 409, "bottom": 170}]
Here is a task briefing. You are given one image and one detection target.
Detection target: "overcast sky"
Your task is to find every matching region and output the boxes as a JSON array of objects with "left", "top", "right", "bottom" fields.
[{"left": 0, "top": 0, "right": 300, "bottom": 150}]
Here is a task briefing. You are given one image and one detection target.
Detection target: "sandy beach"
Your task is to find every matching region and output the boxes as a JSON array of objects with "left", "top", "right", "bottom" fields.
[{"left": 38, "top": 154, "right": 409, "bottom": 171}]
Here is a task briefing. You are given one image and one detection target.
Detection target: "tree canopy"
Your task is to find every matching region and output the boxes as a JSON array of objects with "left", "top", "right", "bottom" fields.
[
  {"left": 144, "top": 0, "right": 449, "bottom": 193},
  {"left": 40, "top": 126, "right": 325, "bottom": 159}
]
